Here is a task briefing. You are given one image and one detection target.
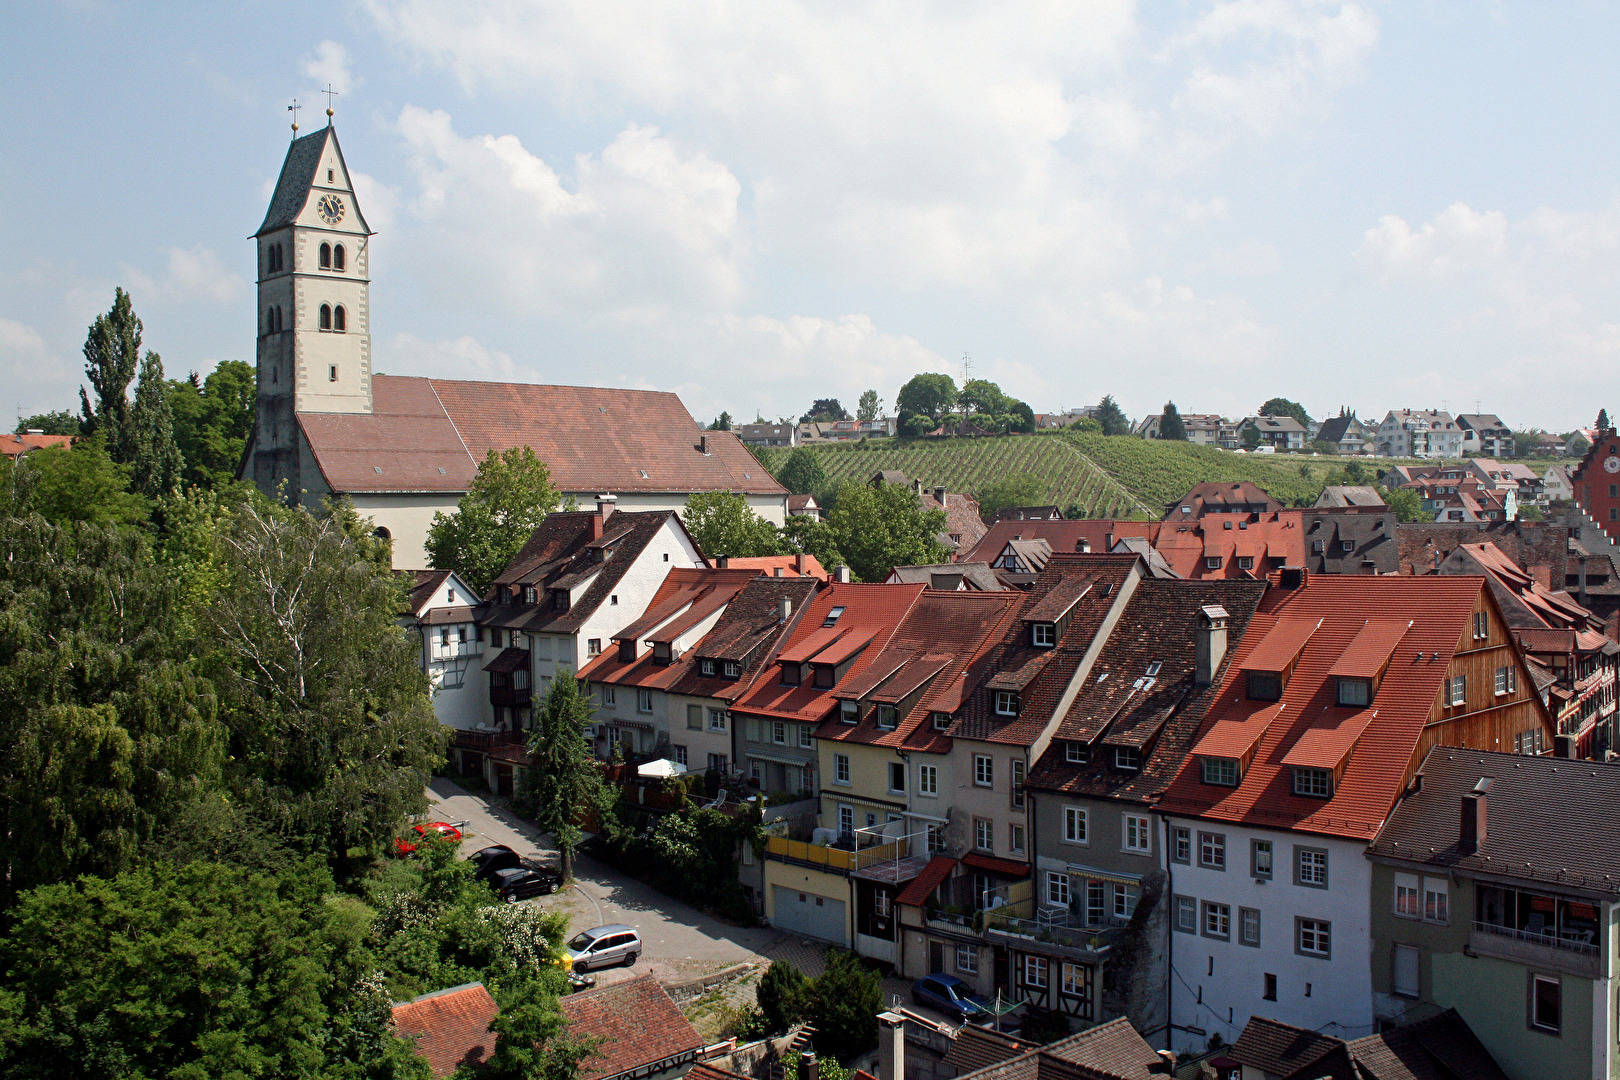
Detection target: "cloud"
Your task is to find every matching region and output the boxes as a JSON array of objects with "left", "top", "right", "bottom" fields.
[
  {"left": 302, "top": 40, "right": 357, "bottom": 97},
  {"left": 0, "top": 318, "right": 78, "bottom": 413},
  {"left": 121, "top": 246, "right": 246, "bottom": 305},
  {"left": 393, "top": 107, "right": 745, "bottom": 318},
  {"left": 376, "top": 332, "right": 528, "bottom": 381},
  {"left": 1357, "top": 202, "right": 1508, "bottom": 277}
]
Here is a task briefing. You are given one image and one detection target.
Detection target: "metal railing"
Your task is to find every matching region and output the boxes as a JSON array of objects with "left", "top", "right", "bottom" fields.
[
  {"left": 984, "top": 908, "right": 1125, "bottom": 955},
  {"left": 1472, "top": 920, "right": 1599, "bottom": 956}
]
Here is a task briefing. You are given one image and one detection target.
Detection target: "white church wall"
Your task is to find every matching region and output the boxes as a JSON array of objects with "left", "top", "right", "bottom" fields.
[{"left": 349, "top": 494, "right": 461, "bottom": 571}]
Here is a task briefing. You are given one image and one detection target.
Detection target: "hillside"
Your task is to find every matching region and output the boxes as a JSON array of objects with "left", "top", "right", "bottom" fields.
[{"left": 756, "top": 431, "right": 1348, "bottom": 518}]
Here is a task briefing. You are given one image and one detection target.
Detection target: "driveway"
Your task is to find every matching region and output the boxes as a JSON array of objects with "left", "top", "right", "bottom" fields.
[{"left": 427, "top": 776, "right": 828, "bottom": 990}]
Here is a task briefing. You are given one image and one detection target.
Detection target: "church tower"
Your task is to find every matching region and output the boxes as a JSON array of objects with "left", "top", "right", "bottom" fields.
[{"left": 250, "top": 118, "right": 373, "bottom": 500}]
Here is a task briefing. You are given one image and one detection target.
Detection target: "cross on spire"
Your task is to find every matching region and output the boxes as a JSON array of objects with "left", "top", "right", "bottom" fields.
[
  {"left": 323, "top": 83, "right": 339, "bottom": 121},
  {"left": 287, "top": 98, "right": 301, "bottom": 136}
]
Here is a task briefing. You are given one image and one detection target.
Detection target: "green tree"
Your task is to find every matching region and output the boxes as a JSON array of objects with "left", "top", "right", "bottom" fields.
[
  {"left": 1094, "top": 395, "right": 1129, "bottom": 437},
  {"left": 1597, "top": 409, "right": 1611, "bottom": 431},
  {"left": 756, "top": 961, "right": 812, "bottom": 1034},
  {"left": 1383, "top": 486, "right": 1426, "bottom": 522},
  {"left": 975, "top": 474, "right": 1046, "bottom": 518},
  {"left": 806, "top": 951, "right": 882, "bottom": 1061},
  {"left": 856, "top": 390, "right": 882, "bottom": 422},
  {"left": 1075, "top": 416, "right": 1102, "bottom": 434},
  {"left": 473, "top": 979, "right": 600, "bottom": 1080},
  {"left": 958, "top": 379, "right": 1012, "bottom": 417},
  {"left": 775, "top": 447, "right": 829, "bottom": 497},
  {"left": 825, "top": 481, "right": 948, "bottom": 582},
  {"left": 1516, "top": 504, "right": 1544, "bottom": 521},
  {"left": 895, "top": 373, "right": 957, "bottom": 428},
  {"left": 168, "top": 360, "right": 257, "bottom": 489},
  {"left": 14, "top": 411, "right": 79, "bottom": 436},
  {"left": 127, "top": 351, "right": 185, "bottom": 497},
  {"left": 0, "top": 859, "right": 430, "bottom": 1079},
  {"left": 207, "top": 499, "right": 444, "bottom": 873},
  {"left": 79, "top": 288, "right": 144, "bottom": 463},
  {"left": 1241, "top": 422, "right": 1262, "bottom": 450},
  {"left": 1259, "top": 397, "right": 1312, "bottom": 427},
  {"left": 682, "top": 490, "right": 784, "bottom": 559},
  {"left": 1159, "top": 402, "right": 1187, "bottom": 441},
  {"left": 427, "top": 447, "right": 561, "bottom": 595},
  {"left": 708, "top": 412, "right": 733, "bottom": 431},
  {"left": 1, "top": 436, "right": 149, "bottom": 527},
  {"left": 515, "top": 673, "right": 615, "bottom": 880},
  {"left": 800, "top": 398, "right": 850, "bottom": 423},
  {"left": 779, "top": 513, "right": 845, "bottom": 572}
]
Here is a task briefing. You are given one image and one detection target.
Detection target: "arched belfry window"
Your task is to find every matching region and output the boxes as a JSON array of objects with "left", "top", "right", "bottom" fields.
[
  {"left": 333, "top": 305, "right": 347, "bottom": 332},
  {"left": 265, "top": 309, "right": 274, "bottom": 336},
  {"left": 319, "top": 242, "right": 332, "bottom": 269},
  {"left": 333, "top": 244, "right": 345, "bottom": 271},
  {"left": 319, "top": 304, "right": 332, "bottom": 330}
]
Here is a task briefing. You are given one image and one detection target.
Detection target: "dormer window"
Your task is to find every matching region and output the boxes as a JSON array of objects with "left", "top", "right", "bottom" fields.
[
  {"left": 653, "top": 642, "right": 671, "bottom": 665},
  {"left": 813, "top": 665, "right": 835, "bottom": 689},
  {"left": 722, "top": 661, "right": 741, "bottom": 679},
  {"left": 876, "top": 705, "right": 898, "bottom": 730},
  {"left": 932, "top": 712, "right": 952, "bottom": 731},
  {"left": 1292, "top": 767, "right": 1333, "bottom": 798},
  {"left": 522, "top": 587, "right": 537, "bottom": 605},
  {"left": 1031, "top": 622, "right": 1056, "bottom": 648},
  {"left": 700, "top": 659, "right": 716, "bottom": 676},
  {"left": 1246, "top": 673, "right": 1282, "bottom": 701},
  {"left": 1114, "top": 747, "right": 1140, "bottom": 772},
  {"left": 1202, "top": 757, "right": 1240, "bottom": 786},
  {"left": 1336, "top": 677, "right": 1371, "bottom": 707},
  {"left": 994, "top": 691, "right": 1020, "bottom": 716},
  {"left": 823, "top": 606, "right": 846, "bottom": 627},
  {"left": 1206, "top": 556, "right": 1223, "bottom": 570},
  {"left": 1236, "top": 556, "right": 1254, "bottom": 570},
  {"left": 780, "top": 662, "right": 802, "bottom": 687},
  {"left": 551, "top": 590, "right": 567, "bottom": 611},
  {"left": 840, "top": 700, "right": 859, "bottom": 724},
  {"left": 1065, "top": 742, "right": 1088, "bottom": 764},
  {"left": 618, "top": 640, "right": 635, "bottom": 663}
]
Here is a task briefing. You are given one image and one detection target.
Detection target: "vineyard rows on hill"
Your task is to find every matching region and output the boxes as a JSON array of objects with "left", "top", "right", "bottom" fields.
[{"left": 757, "top": 431, "right": 1340, "bottom": 517}]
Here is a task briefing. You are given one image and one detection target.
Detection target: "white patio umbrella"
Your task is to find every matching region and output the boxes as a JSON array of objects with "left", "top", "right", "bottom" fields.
[{"left": 636, "top": 758, "right": 687, "bottom": 779}]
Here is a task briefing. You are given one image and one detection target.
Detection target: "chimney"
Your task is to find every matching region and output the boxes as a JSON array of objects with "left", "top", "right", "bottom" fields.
[
  {"left": 912, "top": 478, "right": 923, "bottom": 495},
  {"left": 1196, "top": 605, "right": 1229, "bottom": 687},
  {"left": 832, "top": 565, "right": 851, "bottom": 584},
  {"left": 715, "top": 555, "right": 729, "bottom": 569},
  {"left": 593, "top": 493, "right": 617, "bottom": 539},
  {"left": 1556, "top": 734, "right": 1575, "bottom": 758},
  {"left": 779, "top": 596, "right": 793, "bottom": 623},
  {"left": 1150, "top": 1050, "right": 1178, "bottom": 1075},
  {"left": 1278, "top": 566, "right": 1307, "bottom": 590},
  {"left": 699, "top": 434, "right": 710, "bottom": 455},
  {"left": 799, "top": 1051, "right": 818, "bottom": 1080},
  {"left": 795, "top": 552, "right": 807, "bottom": 574},
  {"left": 934, "top": 486, "right": 946, "bottom": 505},
  {"left": 1077, "top": 538, "right": 1091, "bottom": 553},
  {"left": 1459, "top": 777, "right": 1491, "bottom": 854},
  {"left": 877, "top": 1011, "right": 905, "bottom": 1080}
]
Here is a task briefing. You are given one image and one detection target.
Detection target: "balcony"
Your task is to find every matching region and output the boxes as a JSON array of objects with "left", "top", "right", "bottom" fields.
[
  {"left": 430, "top": 640, "right": 483, "bottom": 662},
  {"left": 452, "top": 729, "right": 527, "bottom": 751},
  {"left": 489, "top": 685, "right": 531, "bottom": 708},
  {"left": 1470, "top": 921, "right": 1602, "bottom": 978},
  {"left": 984, "top": 909, "right": 1125, "bottom": 961},
  {"left": 765, "top": 827, "right": 930, "bottom": 878}
]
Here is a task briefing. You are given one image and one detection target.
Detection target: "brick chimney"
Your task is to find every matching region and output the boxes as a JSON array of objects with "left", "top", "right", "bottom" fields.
[
  {"left": 1460, "top": 777, "right": 1491, "bottom": 854},
  {"left": 714, "top": 555, "right": 729, "bottom": 569},
  {"left": 699, "top": 434, "right": 710, "bottom": 455},
  {"left": 878, "top": 1011, "right": 905, "bottom": 1080},
  {"left": 794, "top": 552, "right": 807, "bottom": 575},
  {"left": 592, "top": 493, "right": 617, "bottom": 539}
]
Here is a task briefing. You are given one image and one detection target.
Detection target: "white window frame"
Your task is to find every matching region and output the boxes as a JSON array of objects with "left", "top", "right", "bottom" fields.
[
  {"left": 974, "top": 818, "right": 994, "bottom": 852},
  {"left": 1047, "top": 871, "right": 1071, "bottom": 907},
  {"left": 1022, "top": 954, "right": 1048, "bottom": 990},
  {"left": 772, "top": 721, "right": 787, "bottom": 744},
  {"left": 1292, "top": 767, "right": 1333, "bottom": 798},
  {"left": 602, "top": 685, "right": 616, "bottom": 706},
  {"left": 1009, "top": 822, "right": 1025, "bottom": 854},
  {"left": 1064, "top": 741, "right": 1087, "bottom": 763},
  {"left": 1112, "top": 882, "right": 1137, "bottom": 919},
  {"left": 956, "top": 944, "right": 978, "bottom": 974},
  {"left": 1174, "top": 895, "right": 1196, "bottom": 933},
  {"left": 708, "top": 708, "right": 728, "bottom": 732},
  {"left": 876, "top": 704, "right": 898, "bottom": 730},
  {"left": 1198, "top": 831, "right": 1226, "bottom": 870},
  {"left": 1031, "top": 622, "right": 1056, "bottom": 647},
  {"left": 974, "top": 755, "right": 994, "bottom": 788},
  {"left": 994, "top": 690, "right": 1019, "bottom": 716},
  {"left": 799, "top": 724, "right": 814, "bottom": 748},
  {"left": 1239, "top": 907, "right": 1261, "bottom": 947},
  {"left": 834, "top": 753, "right": 850, "bottom": 785},
  {"left": 1423, "top": 877, "right": 1449, "bottom": 924},
  {"left": 918, "top": 763, "right": 938, "bottom": 796},
  {"left": 1391, "top": 943, "right": 1419, "bottom": 999},
  {"left": 1123, "top": 815, "right": 1150, "bottom": 854},
  {"left": 1010, "top": 758, "right": 1026, "bottom": 809},
  {"left": 1448, "top": 675, "right": 1466, "bottom": 707},
  {"left": 1064, "top": 806, "right": 1088, "bottom": 845},
  {"left": 1296, "top": 917, "right": 1331, "bottom": 958},
  {"left": 1394, "top": 873, "right": 1421, "bottom": 919},
  {"left": 1295, "top": 847, "right": 1328, "bottom": 888},
  {"left": 637, "top": 689, "right": 654, "bottom": 714},
  {"left": 1202, "top": 901, "right": 1231, "bottom": 940}
]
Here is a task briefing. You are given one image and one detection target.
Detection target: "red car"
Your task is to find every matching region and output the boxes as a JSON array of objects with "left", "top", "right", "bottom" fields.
[{"left": 394, "top": 821, "right": 465, "bottom": 855}]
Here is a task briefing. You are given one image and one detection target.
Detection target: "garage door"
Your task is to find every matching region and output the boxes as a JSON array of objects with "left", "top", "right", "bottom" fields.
[{"left": 772, "top": 886, "right": 846, "bottom": 943}]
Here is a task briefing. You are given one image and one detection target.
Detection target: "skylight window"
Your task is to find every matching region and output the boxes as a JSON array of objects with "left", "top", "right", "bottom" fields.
[
  {"left": 639, "top": 470, "right": 649, "bottom": 479},
  {"left": 1145, "top": 661, "right": 1162, "bottom": 677},
  {"left": 823, "top": 606, "right": 846, "bottom": 627}
]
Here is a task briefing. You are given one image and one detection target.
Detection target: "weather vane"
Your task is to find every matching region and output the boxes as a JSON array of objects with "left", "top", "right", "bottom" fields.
[
  {"left": 287, "top": 98, "right": 301, "bottom": 135},
  {"left": 323, "top": 83, "right": 339, "bottom": 120}
]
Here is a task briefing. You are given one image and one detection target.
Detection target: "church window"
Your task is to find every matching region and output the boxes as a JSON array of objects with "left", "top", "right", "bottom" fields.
[
  {"left": 329, "top": 366, "right": 337, "bottom": 382},
  {"left": 333, "top": 305, "right": 346, "bottom": 332},
  {"left": 274, "top": 306, "right": 283, "bottom": 332},
  {"left": 327, "top": 168, "right": 334, "bottom": 182},
  {"left": 319, "top": 243, "right": 332, "bottom": 269},
  {"left": 264, "top": 309, "right": 274, "bottom": 336},
  {"left": 333, "top": 244, "right": 345, "bottom": 271},
  {"left": 319, "top": 304, "right": 332, "bottom": 330}
]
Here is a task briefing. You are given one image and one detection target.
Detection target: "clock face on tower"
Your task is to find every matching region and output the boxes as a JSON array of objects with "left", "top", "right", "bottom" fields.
[
  {"left": 317, "top": 194, "right": 345, "bottom": 225},
  {"left": 1604, "top": 455, "right": 1620, "bottom": 474}
]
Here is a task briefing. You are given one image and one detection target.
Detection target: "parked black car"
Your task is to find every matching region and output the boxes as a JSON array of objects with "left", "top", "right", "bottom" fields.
[
  {"left": 490, "top": 866, "right": 564, "bottom": 903},
  {"left": 467, "top": 844, "right": 524, "bottom": 883}
]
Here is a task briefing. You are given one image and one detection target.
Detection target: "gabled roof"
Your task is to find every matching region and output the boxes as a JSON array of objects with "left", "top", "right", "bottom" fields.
[
  {"left": 575, "top": 568, "right": 763, "bottom": 689},
  {"left": 1315, "top": 414, "right": 1367, "bottom": 445},
  {"left": 731, "top": 583, "right": 928, "bottom": 722},
  {"left": 257, "top": 126, "right": 371, "bottom": 236},
  {"left": 1314, "top": 484, "right": 1384, "bottom": 509},
  {"left": 952, "top": 1017, "right": 1163, "bottom": 1080},
  {"left": 1030, "top": 578, "right": 1266, "bottom": 803},
  {"left": 1442, "top": 542, "right": 1598, "bottom": 632},
  {"left": 390, "top": 982, "right": 499, "bottom": 1078},
  {"left": 886, "top": 562, "right": 1007, "bottom": 591},
  {"left": 814, "top": 589, "right": 1022, "bottom": 752},
  {"left": 1159, "top": 574, "right": 1541, "bottom": 842},
  {"left": 1395, "top": 519, "right": 1567, "bottom": 579},
  {"left": 1368, "top": 746, "right": 1620, "bottom": 896},
  {"left": 894, "top": 855, "right": 958, "bottom": 906},
  {"left": 1164, "top": 481, "right": 1283, "bottom": 519},
  {"left": 1229, "top": 1016, "right": 1354, "bottom": 1080},
  {"left": 403, "top": 569, "right": 451, "bottom": 616},
  {"left": 559, "top": 975, "right": 704, "bottom": 1080},
  {"left": 952, "top": 555, "right": 1138, "bottom": 746},
  {"left": 961, "top": 521, "right": 1123, "bottom": 567},
  {"left": 1345, "top": 1009, "right": 1509, "bottom": 1080},
  {"left": 723, "top": 554, "right": 828, "bottom": 580},
  {"left": 298, "top": 374, "right": 785, "bottom": 497},
  {"left": 0, "top": 432, "right": 74, "bottom": 459},
  {"left": 481, "top": 510, "right": 679, "bottom": 635}
]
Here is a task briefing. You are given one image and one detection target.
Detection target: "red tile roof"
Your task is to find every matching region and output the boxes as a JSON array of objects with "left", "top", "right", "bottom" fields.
[
  {"left": 1238, "top": 617, "right": 1322, "bottom": 672},
  {"left": 960, "top": 521, "right": 1121, "bottom": 567},
  {"left": 299, "top": 374, "right": 785, "bottom": 496},
  {"left": 723, "top": 554, "right": 829, "bottom": 580},
  {"left": 732, "top": 583, "right": 928, "bottom": 721},
  {"left": 577, "top": 568, "right": 762, "bottom": 688},
  {"left": 1325, "top": 619, "right": 1411, "bottom": 678},
  {"left": 894, "top": 855, "right": 958, "bottom": 906},
  {"left": 960, "top": 852, "right": 1031, "bottom": 878},
  {"left": 391, "top": 983, "right": 499, "bottom": 1078},
  {"left": 559, "top": 975, "right": 704, "bottom": 1080},
  {"left": 0, "top": 432, "right": 74, "bottom": 459},
  {"left": 1164, "top": 481, "right": 1283, "bottom": 518},
  {"left": 1159, "top": 574, "right": 1513, "bottom": 841}
]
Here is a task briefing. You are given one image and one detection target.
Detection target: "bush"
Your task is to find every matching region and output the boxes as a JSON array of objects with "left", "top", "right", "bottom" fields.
[
  {"left": 757, "top": 960, "right": 812, "bottom": 1033},
  {"left": 806, "top": 950, "right": 883, "bottom": 1062}
]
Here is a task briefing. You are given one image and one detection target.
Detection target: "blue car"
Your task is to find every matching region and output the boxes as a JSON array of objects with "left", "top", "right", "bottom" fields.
[{"left": 912, "top": 973, "right": 992, "bottom": 1022}]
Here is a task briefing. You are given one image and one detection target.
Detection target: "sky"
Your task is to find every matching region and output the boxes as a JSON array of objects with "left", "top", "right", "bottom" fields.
[{"left": 3, "top": 1, "right": 1618, "bottom": 433}]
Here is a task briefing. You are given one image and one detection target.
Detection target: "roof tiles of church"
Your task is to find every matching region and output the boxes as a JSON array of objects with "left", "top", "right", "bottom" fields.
[{"left": 297, "top": 375, "right": 784, "bottom": 498}]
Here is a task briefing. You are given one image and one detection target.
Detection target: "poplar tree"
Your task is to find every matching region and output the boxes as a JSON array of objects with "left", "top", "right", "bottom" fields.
[
  {"left": 515, "top": 672, "right": 614, "bottom": 881},
  {"left": 128, "top": 351, "right": 185, "bottom": 496},
  {"left": 79, "top": 288, "right": 143, "bottom": 462}
]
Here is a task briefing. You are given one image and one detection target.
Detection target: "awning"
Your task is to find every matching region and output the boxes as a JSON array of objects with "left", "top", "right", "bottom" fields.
[
  {"left": 1063, "top": 865, "right": 1142, "bottom": 888},
  {"left": 961, "top": 852, "right": 1031, "bottom": 879},
  {"left": 748, "top": 751, "right": 811, "bottom": 766},
  {"left": 637, "top": 758, "right": 687, "bottom": 779},
  {"left": 483, "top": 647, "right": 530, "bottom": 674}
]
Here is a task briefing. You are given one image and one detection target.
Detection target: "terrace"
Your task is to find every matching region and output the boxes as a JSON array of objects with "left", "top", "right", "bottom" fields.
[{"left": 1472, "top": 883, "right": 1605, "bottom": 977}]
